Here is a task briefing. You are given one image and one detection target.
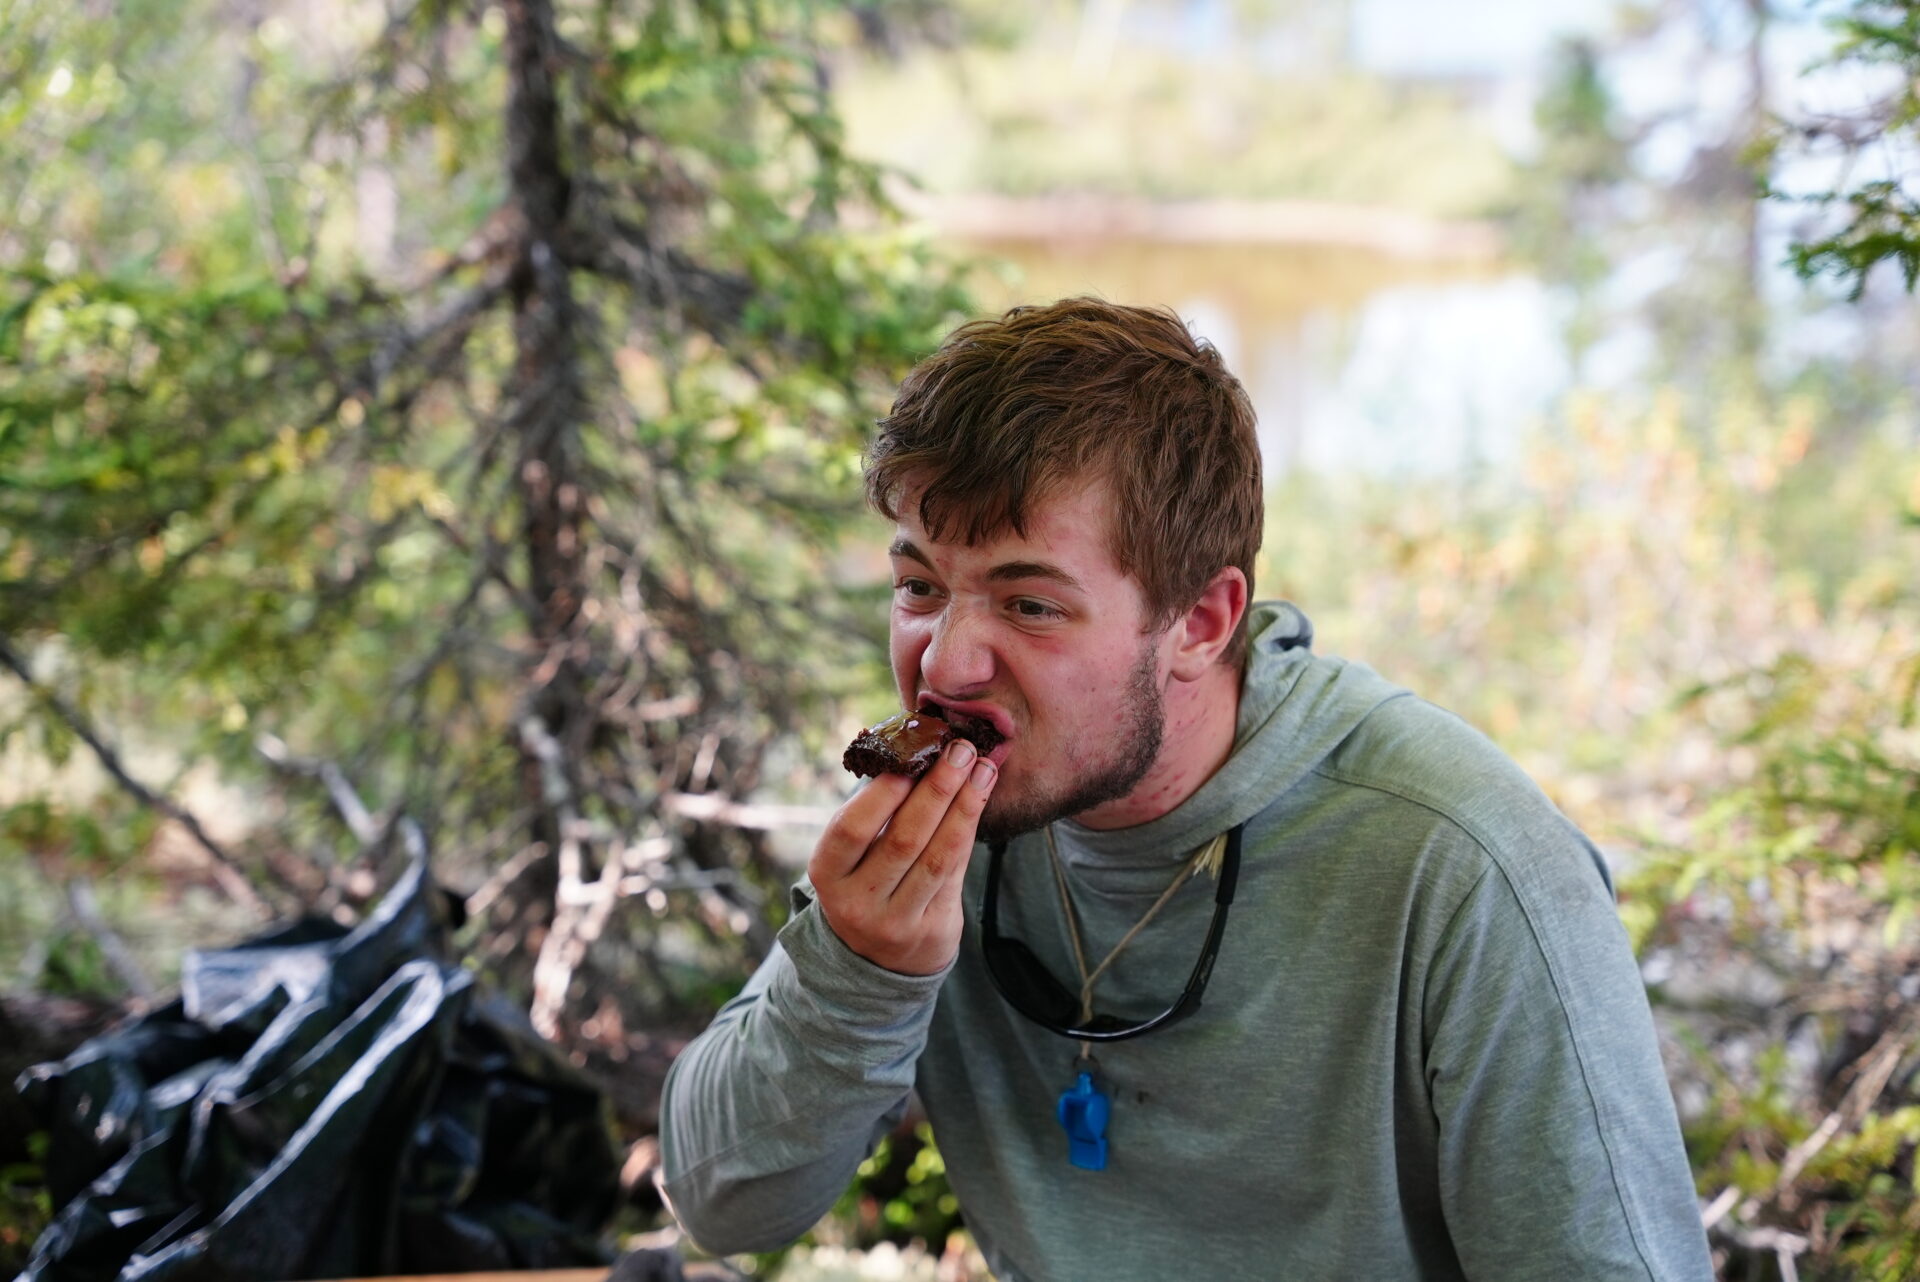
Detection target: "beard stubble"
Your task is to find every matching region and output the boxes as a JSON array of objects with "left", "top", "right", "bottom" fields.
[{"left": 975, "top": 642, "right": 1166, "bottom": 844}]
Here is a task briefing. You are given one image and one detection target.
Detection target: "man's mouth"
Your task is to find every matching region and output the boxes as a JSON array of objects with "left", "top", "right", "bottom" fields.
[{"left": 918, "top": 700, "right": 1009, "bottom": 758}]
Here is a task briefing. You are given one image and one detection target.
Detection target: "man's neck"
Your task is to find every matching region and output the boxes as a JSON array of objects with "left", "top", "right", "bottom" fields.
[{"left": 1073, "top": 659, "right": 1242, "bottom": 831}]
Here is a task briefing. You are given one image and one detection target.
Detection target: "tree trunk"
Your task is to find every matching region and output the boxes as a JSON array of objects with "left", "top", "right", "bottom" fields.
[
  {"left": 501, "top": 0, "right": 606, "bottom": 1039},
  {"left": 504, "top": 0, "right": 587, "bottom": 729}
]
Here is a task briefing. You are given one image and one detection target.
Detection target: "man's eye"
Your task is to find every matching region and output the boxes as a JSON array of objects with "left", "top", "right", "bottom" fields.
[
  {"left": 895, "top": 578, "right": 937, "bottom": 599},
  {"left": 1011, "top": 598, "right": 1062, "bottom": 620}
]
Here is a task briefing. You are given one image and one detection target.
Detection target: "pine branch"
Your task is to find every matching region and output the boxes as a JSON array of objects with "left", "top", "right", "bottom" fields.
[{"left": 0, "top": 633, "right": 275, "bottom": 920}]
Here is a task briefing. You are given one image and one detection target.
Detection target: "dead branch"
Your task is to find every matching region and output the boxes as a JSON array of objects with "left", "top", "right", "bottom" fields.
[
  {"left": 660, "top": 791, "right": 833, "bottom": 832},
  {"left": 1703, "top": 1011, "right": 1918, "bottom": 1236},
  {"left": 520, "top": 713, "right": 597, "bottom": 1039},
  {"left": 1712, "top": 1223, "right": 1810, "bottom": 1282},
  {"left": 466, "top": 840, "right": 550, "bottom": 922},
  {"left": 619, "top": 867, "right": 746, "bottom": 898},
  {"left": 0, "top": 633, "right": 274, "bottom": 920},
  {"left": 255, "top": 733, "right": 381, "bottom": 844},
  {"left": 253, "top": 733, "right": 424, "bottom": 918}
]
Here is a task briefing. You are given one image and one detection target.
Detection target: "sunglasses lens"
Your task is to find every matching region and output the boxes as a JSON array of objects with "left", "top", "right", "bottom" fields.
[
  {"left": 985, "top": 938, "right": 1082, "bottom": 1027},
  {"left": 979, "top": 827, "right": 1239, "bottom": 1042}
]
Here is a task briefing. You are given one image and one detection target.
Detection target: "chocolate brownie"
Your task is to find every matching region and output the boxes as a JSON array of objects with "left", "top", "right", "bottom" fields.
[{"left": 842, "top": 706, "right": 1004, "bottom": 779}]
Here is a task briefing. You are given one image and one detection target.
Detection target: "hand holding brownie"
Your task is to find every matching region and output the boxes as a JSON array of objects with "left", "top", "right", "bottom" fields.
[{"left": 806, "top": 708, "right": 1000, "bottom": 976}]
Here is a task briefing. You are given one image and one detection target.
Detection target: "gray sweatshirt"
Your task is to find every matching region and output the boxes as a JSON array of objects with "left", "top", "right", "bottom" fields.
[{"left": 658, "top": 602, "right": 1714, "bottom": 1281}]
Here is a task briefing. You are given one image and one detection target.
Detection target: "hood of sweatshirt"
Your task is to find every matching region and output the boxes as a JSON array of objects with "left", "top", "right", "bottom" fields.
[{"left": 1053, "top": 601, "right": 1409, "bottom": 883}]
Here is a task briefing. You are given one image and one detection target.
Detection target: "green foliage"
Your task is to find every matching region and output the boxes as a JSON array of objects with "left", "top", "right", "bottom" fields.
[
  {"left": 1621, "top": 637, "right": 1920, "bottom": 1279},
  {"left": 0, "top": 0, "right": 969, "bottom": 1039},
  {"left": 0, "top": 1133, "right": 53, "bottom": 1277},
  {"left": 752, "top": 1122, "right": 963, "bottom": 1273},
  {"left": 1269, "top": 389, "right": 1918, "bottom": 805},
  {"left": 1533, "top": 39, "right": 1625, "bottom": 190},
  {"left": 836, "top": 2, "right": 1515, "bottom": 216},
  {"left": 1805, "top": 1104, "right": 1920, "bottom": 1278},
  {"left": 1638, "top": 649, "right": 1920, "bottom": 949},
  {"left": 851, "top": 1124, "right": 961, "bottom": 1246},
  {"left": 1790, "top": 179, "right": 1920, "bottom": 297},
  {"left": 1779, "top": 2, "right": 1920, "bottom": 297},
  {"left": 1507, "top": 37, "right": 1629, "bottom": 361}
]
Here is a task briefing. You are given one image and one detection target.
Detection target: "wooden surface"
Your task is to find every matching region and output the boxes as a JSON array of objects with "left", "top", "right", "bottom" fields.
[{"left": 327, "top": 1272, "right": 608, "bottom": 1282}]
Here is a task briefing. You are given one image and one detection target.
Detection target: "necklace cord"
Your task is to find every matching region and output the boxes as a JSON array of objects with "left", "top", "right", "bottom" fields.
[{"left": 1043, "top": 826, "right": 1229, "bottom": 1057}]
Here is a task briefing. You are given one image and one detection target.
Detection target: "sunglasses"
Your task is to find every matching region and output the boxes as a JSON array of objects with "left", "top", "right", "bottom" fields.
[{"left": 978, "top": 823, "right": 1243, "bottom": 1042}]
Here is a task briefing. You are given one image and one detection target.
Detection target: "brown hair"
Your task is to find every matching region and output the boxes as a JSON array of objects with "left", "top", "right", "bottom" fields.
[{"left": 867, "top": 297, "right": 1263, "bottom": 663}]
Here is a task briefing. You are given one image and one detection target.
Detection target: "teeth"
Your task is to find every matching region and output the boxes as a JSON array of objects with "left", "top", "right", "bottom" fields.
[{"left": 918, "top": 701, "right": 1006, "bottom": 748}]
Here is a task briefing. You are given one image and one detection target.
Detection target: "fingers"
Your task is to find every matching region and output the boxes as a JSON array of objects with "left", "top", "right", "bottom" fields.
[
  {"left": 895, "top": 755, "right": 997, "bottom": 917},
  {"left": 810, "top": 772, "right": 914, "bottom": 884},
  {"left": 850, "top": 737, "right": 980, "bottom": 895},
  {"left": 804, "top": 737, "right": 998, "bottom": 976}
]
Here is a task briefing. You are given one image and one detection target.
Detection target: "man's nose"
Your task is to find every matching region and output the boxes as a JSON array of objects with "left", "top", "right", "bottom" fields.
[{"left": 921, "top": 603, "right": 996, "bottom": 694}]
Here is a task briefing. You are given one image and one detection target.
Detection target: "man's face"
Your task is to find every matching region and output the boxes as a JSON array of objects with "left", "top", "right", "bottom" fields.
[{"left": 887, "top": 480, "right": 1168, "bottom": 841}]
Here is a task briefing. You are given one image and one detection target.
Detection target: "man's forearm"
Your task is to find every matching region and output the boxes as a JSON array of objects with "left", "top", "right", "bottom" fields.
[{"left": 657, "top": 895, "right": 946, "bottom": 1255}]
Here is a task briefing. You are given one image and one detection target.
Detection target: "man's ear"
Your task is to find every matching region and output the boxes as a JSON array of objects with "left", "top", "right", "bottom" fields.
[{"left": 1166, "top": 567, "right": 1248, "bottom": 683}]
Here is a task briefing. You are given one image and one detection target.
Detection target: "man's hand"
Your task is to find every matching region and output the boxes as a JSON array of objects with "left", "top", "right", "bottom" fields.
[{"left": 808, "top": 737, "right": 999, "bottom": 976}]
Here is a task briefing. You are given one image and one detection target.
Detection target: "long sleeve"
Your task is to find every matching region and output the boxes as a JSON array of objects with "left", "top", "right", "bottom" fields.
[
  {"left": 656, "top": 883, "right": 946, "bottom": 1255},
  {"left": 1423, "top": 859, "right": 1713, "bottom": 1281}
]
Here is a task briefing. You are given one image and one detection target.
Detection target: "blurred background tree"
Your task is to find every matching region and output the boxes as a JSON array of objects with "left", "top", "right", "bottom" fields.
[
  {"left": 1777, "top": 0, "right": 1920, "bottom": 294},
  {"left": 0, "top": 0, "right": 970, "bottom": 1253}
]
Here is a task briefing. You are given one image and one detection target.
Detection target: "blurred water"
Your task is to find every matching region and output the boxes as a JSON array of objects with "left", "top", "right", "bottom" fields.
[{"left": 962, "top": 237, "right": 1565, "bottom": 477}]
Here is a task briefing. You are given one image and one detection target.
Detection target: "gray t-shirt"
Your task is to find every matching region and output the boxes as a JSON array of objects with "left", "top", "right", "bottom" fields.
[{"left": 658, "top": 602, "right": 1713, "bottom": 1280}]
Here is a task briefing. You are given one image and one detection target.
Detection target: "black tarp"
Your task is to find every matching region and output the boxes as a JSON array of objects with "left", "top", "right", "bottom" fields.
[{"left": 15, "top": 854, "right": 621, "bottom": 1281}]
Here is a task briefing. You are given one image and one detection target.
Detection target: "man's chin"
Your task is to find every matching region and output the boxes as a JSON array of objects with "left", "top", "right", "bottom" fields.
[
  {"left": 976, "top": 815, "right": 1040, "bottom": 846},
  {"left": 974, "top": 766, "right": 1150, "bottom": 845},
  {"left": 975, "top": 792, "right": 1050, "bottom": 846}
]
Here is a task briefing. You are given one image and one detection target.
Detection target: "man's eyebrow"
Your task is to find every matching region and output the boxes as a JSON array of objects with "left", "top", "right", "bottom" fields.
[
  {"left": 888, "top": 538, "right": 933, "bottom": 568},
  {"left": 888, "top": 540, "right": 1083, "bottom": 592},
  {"left": 986, "top": 560, "right": 1082, "bottom": 591}
]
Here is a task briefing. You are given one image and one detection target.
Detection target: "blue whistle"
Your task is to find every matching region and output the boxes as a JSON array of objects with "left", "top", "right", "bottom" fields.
[{"left": 1056, "top": 1071, "right": 1110, "bottom": 1171}]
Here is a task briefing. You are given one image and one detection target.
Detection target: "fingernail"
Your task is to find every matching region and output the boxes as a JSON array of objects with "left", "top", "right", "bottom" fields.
[
  {"left": 947, "top": 738, "right": 976, "bottom": 769},
  {"left": 970, "top": 759, "right": 997, "bottom": 791}
]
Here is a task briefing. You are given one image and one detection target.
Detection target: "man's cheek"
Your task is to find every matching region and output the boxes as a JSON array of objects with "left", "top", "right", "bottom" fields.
[
  {"left": 995, "top": 742, "right": 1043, "bottom": 796},
  {"left": 897, "top": 614, "right": 948, "bottom": 672}
]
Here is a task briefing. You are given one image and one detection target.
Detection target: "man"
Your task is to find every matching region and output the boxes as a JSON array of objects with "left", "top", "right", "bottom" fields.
[{"left": 657, "top": 298, "right": 1713, "bottom": 1280}]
